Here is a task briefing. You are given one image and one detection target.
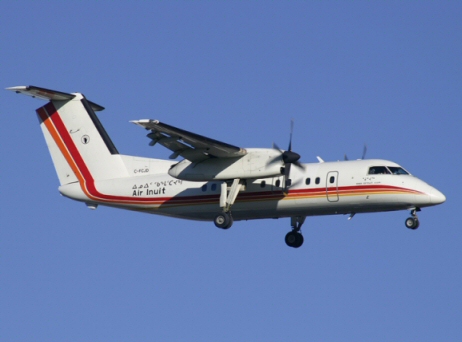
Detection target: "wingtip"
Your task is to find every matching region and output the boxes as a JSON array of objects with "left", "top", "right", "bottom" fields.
[
  {"left": 131, "top": 119, "right": 151, "bottom": 124},
  {"left": 131, "top": 119, "right": 160, "bottom": 125},
  {"left": 6, "top": 86, "right": 28, "bottom": 92}
]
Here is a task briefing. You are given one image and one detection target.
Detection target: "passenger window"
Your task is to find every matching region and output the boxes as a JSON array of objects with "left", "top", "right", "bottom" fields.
[
  {"left": 275, "top": 179, "right": 281, "bottom": 187},
  {"left": 329, "top": 176, "right": 335, "bottom": 184},
  {"left": 315, "top": 177, "right": 320, "bottom": 185},
  {"left": 305, "top": 178, "right": 311, "bottom": 185},
  {"left": 201, "top": 184, "right": 207, "bottom": 192},
  {"left": 368, "top": 166, "right": 391, "bottom": 175},
  {"left": 261, "top": 181, "right": 266, "bottom": 188},
  {"left": 211, "top": 184, "right": 217, "bottom": 191}
]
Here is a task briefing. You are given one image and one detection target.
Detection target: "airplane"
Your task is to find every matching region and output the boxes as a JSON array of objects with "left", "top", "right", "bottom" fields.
[{"left": 7, "top": 85, "right": 446, "bottom": 248}]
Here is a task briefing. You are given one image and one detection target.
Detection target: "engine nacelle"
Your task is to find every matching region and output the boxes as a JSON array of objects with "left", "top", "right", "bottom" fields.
[{"left": 168, "top": 148, "right": 283, "bottom": 181}]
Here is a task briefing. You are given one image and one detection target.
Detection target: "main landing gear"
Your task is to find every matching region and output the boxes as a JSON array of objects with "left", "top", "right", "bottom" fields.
[
  {"left": 285, "top": 216, "right": 305, "bottom": 248},
  {"left": 214, "top": 211, "right": 233, "bottom": 229},
  {"left": 405, "top": 208, "right": 420, "bottom": 230},
  {"left": 214, "top": 179, "right": 243, "bottom": 230}
]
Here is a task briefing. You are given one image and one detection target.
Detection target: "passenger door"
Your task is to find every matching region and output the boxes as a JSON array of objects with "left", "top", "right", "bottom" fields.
[{"left": 326, "top": 171, "right": 339, "bottom": 202}]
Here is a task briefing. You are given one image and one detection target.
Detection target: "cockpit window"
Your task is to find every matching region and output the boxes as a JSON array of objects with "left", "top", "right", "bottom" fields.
[
  {"left": 368, "top": 166, "right": 410, "bottom": 175},
  {"left": 368, "top": 166, "right": 391, "bottom": 175},
  {"left": 388, "top": 167, "right": 410, "bottom": 175}
]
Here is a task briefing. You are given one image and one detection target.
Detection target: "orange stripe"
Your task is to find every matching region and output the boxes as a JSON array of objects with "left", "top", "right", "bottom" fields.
[
  {"left": 38, "top": 106, "right": 95, "bottom": 200},
  {"left": 36, "top": 105, "right": 424, "bottom": 209}
]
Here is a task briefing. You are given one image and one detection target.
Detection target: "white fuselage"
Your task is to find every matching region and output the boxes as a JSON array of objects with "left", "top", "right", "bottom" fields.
[
  {"left": 59, "top": 156, "right": 445, "bottom": 221},
  {"left": 8, "top": 86, "right": 446, "bottom": 247}
]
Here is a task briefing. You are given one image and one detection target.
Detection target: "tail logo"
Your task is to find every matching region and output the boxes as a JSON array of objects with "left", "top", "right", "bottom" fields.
[{"left": 81, "top": 135, "right": 90, "bottom": 144}]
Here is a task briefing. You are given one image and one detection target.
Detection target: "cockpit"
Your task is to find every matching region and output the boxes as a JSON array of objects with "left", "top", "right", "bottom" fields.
[{"left": 368, "top": 166, "right": 410, "bottom": 175}]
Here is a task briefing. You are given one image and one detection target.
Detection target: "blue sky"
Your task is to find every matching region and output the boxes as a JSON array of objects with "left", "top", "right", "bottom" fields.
[{"left": 1, "top": 1, "right": 461, "bottom": 341}]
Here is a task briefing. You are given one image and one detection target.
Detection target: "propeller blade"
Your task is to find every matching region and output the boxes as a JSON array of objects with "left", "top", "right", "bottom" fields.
[
  {"left": 267, "top": 154, "right": 283, "bottom": 166},
  {"left": 288, "top": 119, "right": 294, "bottom": 151},
  {"left": 293, "top": 160, "right": 306, "bottom": 170},
  {"left": 267, "top": 142, "right": 284, "bottom": 166},
  {"left": 272, "top": 119, "right": 304, "bottom": 190},
  {"left": 283, "top": 163, "right": 292, "bottom": 193},
  {"left": 290, "top": 177, "right": 304, "bottom": 188},
  {"left": 284, "top": 163, "right": 292, "bottom": 179},
  {"left": 272, "top": 142, "right": 283, "bottom": 154}
]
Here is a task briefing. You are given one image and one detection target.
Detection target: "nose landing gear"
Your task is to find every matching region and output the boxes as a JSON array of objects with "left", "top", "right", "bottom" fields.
[
  {"left": 285, "top": 216, "right": 305, "bottom": 248},
  {"left": 405, "top": 208, "right": 420, "bottom": 230}
]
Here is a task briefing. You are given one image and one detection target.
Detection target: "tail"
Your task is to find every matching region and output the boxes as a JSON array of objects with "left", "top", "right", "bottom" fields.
[{"left": 7, "top": 86, "right": 129, "bottom": 186}]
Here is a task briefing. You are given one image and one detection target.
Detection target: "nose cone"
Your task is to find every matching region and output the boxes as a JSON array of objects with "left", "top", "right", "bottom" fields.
[{"left": 430, "top": 188, "right": 446, "bottom": 205}]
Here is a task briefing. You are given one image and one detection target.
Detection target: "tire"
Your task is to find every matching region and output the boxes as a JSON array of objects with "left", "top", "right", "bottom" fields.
[
  {"left": 285, "top": 232, "right": 296, "bottom": 247},
  {"left": 294, "top": 233, "right": 304, "bottom": 248},
  {"left": 224, "top": 214, "right": 234, "bottom": 229},
  {"left": 405, "top": 217, "right": 419, "bottom": 230},
  {"left": 214, "top": 212, "right": 231, "bottom": 229},
  {"left": 285, "top": 231, "right": 303, "bottom": 248}
]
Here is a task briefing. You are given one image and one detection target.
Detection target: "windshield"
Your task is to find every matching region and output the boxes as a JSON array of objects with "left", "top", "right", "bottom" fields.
[
  {"left": 368, "top": 166, "right": 410, "bottom": 175},
  {"left": 368, "top": 166, "right": 390, "bottom": 175},
  {"left": 387, "top": 166, "right": 410, "bottom": 175}
]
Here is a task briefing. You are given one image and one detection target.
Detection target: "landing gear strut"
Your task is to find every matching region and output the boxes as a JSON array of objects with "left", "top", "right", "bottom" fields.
[
  {"left": 285, "top": 216, "right": 305, "bottom": 248},
  {"left": 214, "top": 179, "right": 242, "bottom": 230},
  {"left": 405, "top": 208, "right": 420, "bottom": 230}
]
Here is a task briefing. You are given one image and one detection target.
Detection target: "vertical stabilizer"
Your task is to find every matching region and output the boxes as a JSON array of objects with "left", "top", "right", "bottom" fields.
[{"left": 8, "top": 86, "right": 129, "bottom": 186}]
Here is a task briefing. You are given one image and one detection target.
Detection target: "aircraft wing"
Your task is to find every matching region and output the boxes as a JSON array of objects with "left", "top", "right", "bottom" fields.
[{"left": 132, "top": 119, "right": 247, "bottom": 162}]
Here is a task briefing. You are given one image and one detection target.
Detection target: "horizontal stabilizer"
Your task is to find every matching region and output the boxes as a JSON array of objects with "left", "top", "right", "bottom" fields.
[{"left": 6, "top": 85, "right": 105, "bottom": 111}]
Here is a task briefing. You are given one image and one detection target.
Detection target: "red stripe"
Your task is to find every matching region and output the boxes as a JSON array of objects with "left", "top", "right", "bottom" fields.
[
  {"left": 37, "top": 107, "right": 49, "bottom": 123},
  {"left": 41, "top": 102, "right": 291, "bottom": 205},
  {"left": 43, "top": 103, "right": 155, "bottom": 203},
  {"left": 41, "top": 102, "right": 423, "bottom": 207}
]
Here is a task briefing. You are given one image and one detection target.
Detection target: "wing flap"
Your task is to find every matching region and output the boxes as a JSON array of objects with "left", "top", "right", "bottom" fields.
[{"left": 132, "top": 119, "right": 247, "bottom": 162}]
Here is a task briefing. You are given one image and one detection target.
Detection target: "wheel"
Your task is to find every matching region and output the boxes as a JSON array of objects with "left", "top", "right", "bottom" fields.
[
  {"left": 214, "top": 212, "right": 232, "bottom": 229},
  {"left": 294, "top": 233, "right": 304, "bottom": 248},
  {"left": 285, "top": 231, "right": 296, "bottom": 247},
  {"left": 405, "top": 217, "right": 414, "bottom": 228},
  {"left": 225, "top": 214, "right": 234, "bottom": 229},
  {"left": 405, "top": 217, "right": 419, "bottom": 230},
  {"left": 285, "top": 231, "right": 304, "bottom": 248}
]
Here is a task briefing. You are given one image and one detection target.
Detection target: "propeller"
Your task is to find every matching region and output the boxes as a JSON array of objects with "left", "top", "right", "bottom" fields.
[{"left": 270, "top": 119, "right": 305, "bottom": 192}]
